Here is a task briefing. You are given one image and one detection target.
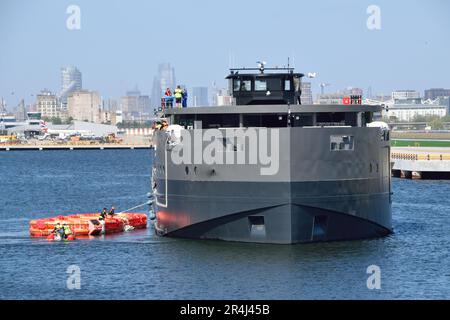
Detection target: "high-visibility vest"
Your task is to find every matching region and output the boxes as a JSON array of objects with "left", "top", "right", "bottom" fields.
[{"left": 174, "top": 89, "right": 183, "bottom": 99}]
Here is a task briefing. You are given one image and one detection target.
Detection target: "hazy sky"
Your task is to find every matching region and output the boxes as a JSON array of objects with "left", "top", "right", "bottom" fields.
[{"left": 1, "top": 0, "right": 449, "bottom": 107}]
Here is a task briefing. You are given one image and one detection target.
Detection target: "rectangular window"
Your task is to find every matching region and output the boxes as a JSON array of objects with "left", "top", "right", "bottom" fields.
[
  {"left": 255, "top": 79, "right": 267, "bottom": 91},
  {"left": 285, "top": 80, "right": 291, "bottom": 91},
  {"left": 266, "top": 78, "right": 282, "bottom": 91},
  {"left": 330, "top": 135, "right": 354, "bottom": 151},
  {"left": 293, "top": 114, "right": 313, "bottom": 127},
  {"left": 240, "top": 80, "right": 252, "bottom": 91},
  {"left": 233, "top": 80, "right": 241, "bottom": 92}
]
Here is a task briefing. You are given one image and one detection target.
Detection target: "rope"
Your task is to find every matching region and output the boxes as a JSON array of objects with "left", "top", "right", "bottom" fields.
[{"left": 117, "top": 200, "right": 153, "bottom": 215}]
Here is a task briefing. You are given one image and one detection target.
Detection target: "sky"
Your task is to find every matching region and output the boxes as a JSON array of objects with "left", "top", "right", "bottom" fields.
[{"left": 1, "top": 0, "right": 449, "bottom": 108}]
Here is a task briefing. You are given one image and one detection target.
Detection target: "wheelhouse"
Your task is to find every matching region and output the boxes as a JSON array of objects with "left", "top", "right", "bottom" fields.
[
  {"left": 226, "top": 67, "right": 304, "bottom": 105},
  {"left": 161, "top": 65, "right": 378, "bottom": 131}
]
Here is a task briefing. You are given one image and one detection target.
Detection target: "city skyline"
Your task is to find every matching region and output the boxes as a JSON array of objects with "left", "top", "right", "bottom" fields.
[{"left": 1, "top": 0, "right": 450, "bottom": 107}]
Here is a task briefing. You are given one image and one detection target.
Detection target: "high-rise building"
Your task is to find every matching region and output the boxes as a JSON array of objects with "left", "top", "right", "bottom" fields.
[
  {"left": 14, "top": 99, "right": 28, "bottom": 122},
  {"left": 103, "top": 98, "right": 120, "bottom": 112},
  {"left": 151, "top": 63, "right": 176, "bottom": 107},
  {"left": 424, "top": 88, "right": 450, "bottom": 101},
  {"left": 192, "top": 87, "right": 209, "bottom": 106},
  {"left": 121, "top": 88, "right": 140, "bottom": 113},
  {"left": 61, "top": 66, "right": 82, "bottom": 106},
  {"left": 300, "top": 82, "right": 313, "bottom": 105},
  {"left": 36, "top": 90, "right": 63, "bottom": 119},
  {"left": 121, "top": 87, "right": 151, "bottom": 114},
  {"left": 138, "top": 95, "right": 151, "bottom": 113},
  {"left": 67, "top": 90, "right": 101, "bottom": 123}
]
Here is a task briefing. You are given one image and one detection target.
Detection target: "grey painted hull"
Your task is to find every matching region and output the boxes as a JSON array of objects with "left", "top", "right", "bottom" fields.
[{"left": 152, "top": 126, "right": 392, "bottom": 244}]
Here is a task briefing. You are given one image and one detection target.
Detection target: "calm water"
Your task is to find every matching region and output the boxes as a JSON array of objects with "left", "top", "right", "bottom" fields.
[{"left": 0, "top": 149, "right": 449, "bottom": 300}]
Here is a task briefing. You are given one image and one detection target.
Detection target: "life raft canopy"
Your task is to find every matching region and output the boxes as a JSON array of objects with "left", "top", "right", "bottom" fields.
[{"left": 29, "top": 213, "right": 147, "bottom": 238}]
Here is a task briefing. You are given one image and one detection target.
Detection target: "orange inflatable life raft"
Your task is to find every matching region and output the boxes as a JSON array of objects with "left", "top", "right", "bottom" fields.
[{"left": 29, "top": 213, "right": 147, "bottom": 238}]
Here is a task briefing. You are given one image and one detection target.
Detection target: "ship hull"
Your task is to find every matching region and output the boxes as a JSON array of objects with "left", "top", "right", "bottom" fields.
[
  {"left": 153, "top": 126, "right": 392, "bottom": 244},
  {"left": 154, "top": 180, "right": 391, "bottom": 244}
]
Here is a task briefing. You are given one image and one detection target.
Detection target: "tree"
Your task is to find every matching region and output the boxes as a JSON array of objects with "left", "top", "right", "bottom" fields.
[
  {"left": 429, "top": 118, "right": 444, "bottom": 130},
  {"left": 51, "top": 117, "right": 62, "bottom": 125},
  {"left": 412, "top": 114, "right": 427, "bottom": 122},
  {"left": 65, "top": 116, "right": 74, "bottom": 124}
]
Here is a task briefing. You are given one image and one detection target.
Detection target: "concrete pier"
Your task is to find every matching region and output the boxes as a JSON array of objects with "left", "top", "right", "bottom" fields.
[
  {"left": 391, "top": 147, "right": 450, "bottom": 179},
  {"left": 0, "top": 144, "right": 152, "bottom": 151}
]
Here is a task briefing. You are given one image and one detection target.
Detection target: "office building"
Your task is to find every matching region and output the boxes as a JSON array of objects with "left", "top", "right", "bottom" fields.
[
  {"left": 424, "top": 88, "right": 450, "bottom": 101},
  {"left": 36, "top": 90, "right": 64, "bottom": 119},
  {"left": 151, "top": 63, "right": 176, "bottom": 107},
  {"left": 67, "top": 90, "right": 101, "bottom": 123},
  {"left": 61, "top": 66, "right": 82, "bottom": 106},
  {"left": 300, "top": 82, "right": 313, "bottom": 105}
]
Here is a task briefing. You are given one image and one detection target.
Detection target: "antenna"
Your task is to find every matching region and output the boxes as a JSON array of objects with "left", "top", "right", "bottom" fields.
[{"left": 256, "top": 61, "right": 266, "bottom": 73}]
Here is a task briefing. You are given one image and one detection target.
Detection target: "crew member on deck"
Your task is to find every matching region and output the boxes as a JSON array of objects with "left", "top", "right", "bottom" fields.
[
  {"left": 182, "top": 88, "right": 188, "bottom": 108},
  {"left": 165, "top": 88, "right": 173, "bottom": 108},
  {"left": 174, "top": 85, "right": 183, "bottom": 108},
  {"left": 62, "top": 223, "right": 72, "bottom": 239},
  {"left": 99, "top": 208, "right": 107, "bottom": 220},
  {"left": 294, "top": 75, "right": 302, "bottom": 105},
  {"left": 108, "top": 206, "right": 115, "bottom": 217}
]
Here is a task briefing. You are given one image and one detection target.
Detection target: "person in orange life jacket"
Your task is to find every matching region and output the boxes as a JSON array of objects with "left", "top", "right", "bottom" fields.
[{"left": 165, "top": 88, "right": 173, "bottom": 108}]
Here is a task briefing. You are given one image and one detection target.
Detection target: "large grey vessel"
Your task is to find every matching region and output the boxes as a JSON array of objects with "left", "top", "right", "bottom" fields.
[{"left": 151, "top": 65, "right": 392, "bottom": 244}]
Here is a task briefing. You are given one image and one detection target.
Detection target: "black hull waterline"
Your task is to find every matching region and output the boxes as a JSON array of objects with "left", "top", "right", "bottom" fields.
[{"left": 154, "top": 180, "right": 392, "bottom": 244}]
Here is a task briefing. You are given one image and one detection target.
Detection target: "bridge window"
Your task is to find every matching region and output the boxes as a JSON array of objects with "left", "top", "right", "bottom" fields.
[
  {"left": 240, "top": 80, "right": 252, "bottom": 91},
  {"left": 285, "top": 80, "right": 291, "bottom": 91},
  {"left": 233, "top": 79, "right": 251, "bottom": 92},
  {"left": 316, "top": 112, "right": 358, "bottom": 127},
  {"left": 255, "top": 80, "right": 267, "bottom": 91},
  {"left": 330, "top": 135, "right": 354, "bottom": 151},
  {"left": 242, "top": 114, "right": 287, "bottom": 128},
  {"left": 293, "top": 114, "right": 313, "bottom": 127},
  {"left": 196, "top": 114, "right": 240, "bottom": 129},
  {"left": 233, "top": 80, "right": 241, "bottom": 92},
  {"left": 317, "top": 113, "right": 345, "bottom": 126}
]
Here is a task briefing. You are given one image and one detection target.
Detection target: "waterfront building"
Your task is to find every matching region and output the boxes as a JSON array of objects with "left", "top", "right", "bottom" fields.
[
  {"left": 300, "top": 82, "right": 313, "bottom": 105},
  {"left": 424, "top": 88, "right": 450, "bottom": 101},
  {"left": 14, "top": 99, "right": 28, "bottom": 122},
  {"left": 121, "top": 95, "right": 138, "bottom": 113},
  {"left": 383, "top": 104, "right": 447, "bottom": 122},
  {"left": 111, "top": 110, "right": 123, "bottom": 125},
  {"left": 122, "top": 87, "right": 151, "bottom": 114},
  {"left": 36, "top": 90, "right": 64, "bottom": 119},
  {"left": 212, "top": 88, "right": 233, "bottom": 106},
  {"left": 138, "top": 95, "right": 151, "bottom": 113},
  {"left": 316, "top": 87, "right": 364, "bottom": 105},
  {"left": 316, "top": 92, "right": 345, "bottom": 105},
  {"left": 67, "top": 90, "right": 101, "bottom": 123},
  {"left": 392, "top": 90, "right": 421, "bottom": 103}
]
